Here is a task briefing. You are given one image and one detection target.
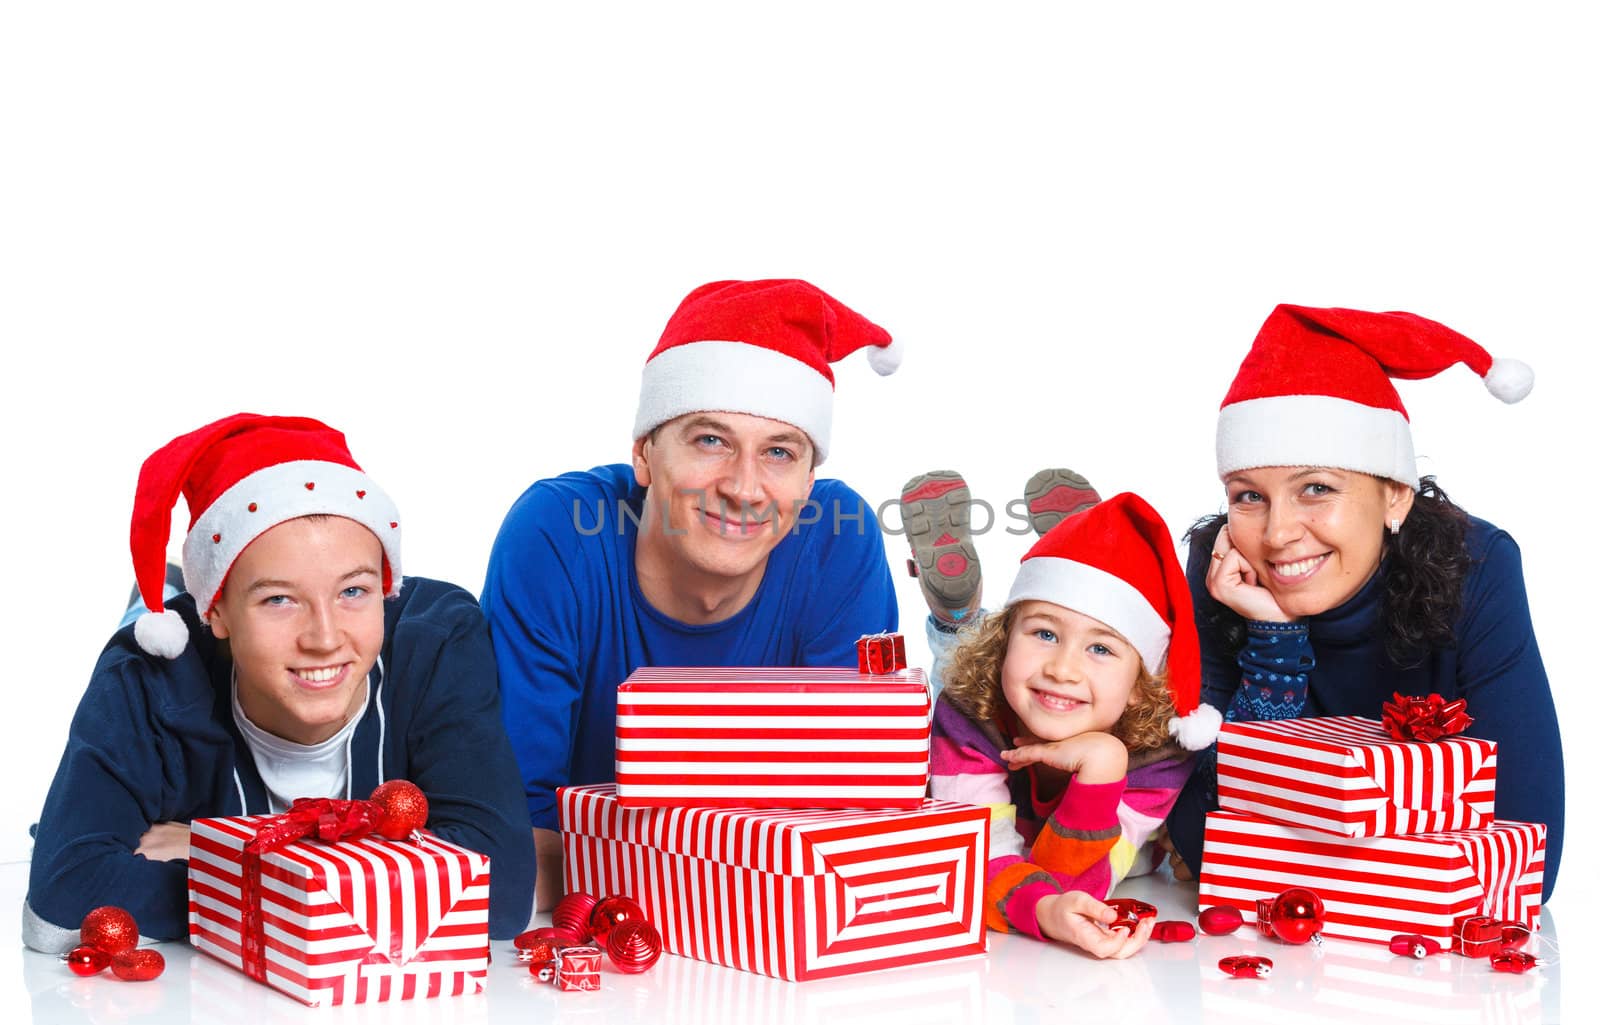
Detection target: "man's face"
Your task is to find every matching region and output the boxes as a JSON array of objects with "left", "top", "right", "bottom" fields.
[
  {"left": 632, "top": 411, "right": 817, "bottom": 585},
  {"left": 208, "top": 516, "right": 386, "bottom": 745}
]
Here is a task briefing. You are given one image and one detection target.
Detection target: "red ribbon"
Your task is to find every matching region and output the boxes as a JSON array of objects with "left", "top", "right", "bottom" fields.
[
  {"left": 1380, "top": 692, "right": 1472, "bottom": 743},
  {"left": 239, "top": 798, "right": 381, "bottom": 983}
]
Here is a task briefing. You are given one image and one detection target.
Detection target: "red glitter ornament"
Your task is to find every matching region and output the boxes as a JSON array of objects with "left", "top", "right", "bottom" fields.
[
  {"left": 80, "top": 906, "right": 139, "bottom": 955},
  {"left": 110, "top": 948, "right": 166, "bottom": 982},
  {"left": 514, "top": 930, "right": 560, "bottom": 967},
  {"left": 1198, "top": 905, "right": 1244, "bottom": 936},
  {"left": 1219, "top": 955, "right": 1273, "bottom": 979},
  {"left": 552, "top": 892, "right": 600, "bottom": 942},
  {"left": 1105, "top": 898, "right": 1158, "bottom": 933},
  {"left": 589, "top": 895, "right": 645, "bottom": 943},
  {"left": 1490, "top": 950, "right": 1542, "bottom": 974},
  {"left": 1389, "top": 934, "right": 1444, "bottom": 958},
  {"left": 1151, "top": 921, "right": 1197, "bottom": 943},
  {"left": 368, "top": 780, "right": 429, "bottom": 839},
  {"left": 1256, "top": 887, "right": 1325, "bottom": 945},
  {"left": 606, "top": 919, "right": 663, "bottom": 974},
  {"left": 64, "top": 945, "right": 110, "bottom": 977}
]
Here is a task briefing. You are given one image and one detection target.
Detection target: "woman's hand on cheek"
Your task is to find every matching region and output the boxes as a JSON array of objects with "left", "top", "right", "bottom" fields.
[
  {"left": 1002, "top": 732, "right": 1128, "bottom": 784},
  {"left": 1036, "top": 891, "right": 1156, "bottom": 959},
  {"left": 1207, "top": 524, "right": 1293, "bottom": 623}
]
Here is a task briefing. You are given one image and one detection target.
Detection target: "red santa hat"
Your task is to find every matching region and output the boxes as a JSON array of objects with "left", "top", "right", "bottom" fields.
[
  {"left": 1004, "top": 492, "right": 1219, "bottom": 751},
  {"left": 129, "top": 413, "right": 402, "bottom": 658},
  {"left": 1216, "top": 304, "right": 1533, "bottom": 489},
  {"left": 632, "top": 279, "right": 902, "bottom": 463}
]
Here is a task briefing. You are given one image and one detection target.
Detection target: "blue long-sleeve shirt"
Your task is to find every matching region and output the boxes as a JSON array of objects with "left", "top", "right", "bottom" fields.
[
  {"left": 481, "top": 464, "right": 899, "bottom": 832},
  {"left": 1167, "top": 516, "right": 1564, "bottom": 900},
  {"left": 26, "top": 578, "right": 537, "bottom": 949}
]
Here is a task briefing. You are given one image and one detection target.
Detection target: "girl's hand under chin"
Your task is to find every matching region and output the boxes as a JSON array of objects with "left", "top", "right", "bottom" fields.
[
  {"left": 1206, "top": 523, "right": 1294, "bottom": 623},
  {"left": 1035, "top": 890, "right": 1157, "bottom": 959},
  {"left": 1002, "top": 731, "right": 1129, "bottom": 785}
]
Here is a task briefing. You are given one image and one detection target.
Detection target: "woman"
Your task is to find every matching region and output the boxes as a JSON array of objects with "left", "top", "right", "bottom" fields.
[{"left": 1164, "top": 305, "right": 1563, "bottom": 900}]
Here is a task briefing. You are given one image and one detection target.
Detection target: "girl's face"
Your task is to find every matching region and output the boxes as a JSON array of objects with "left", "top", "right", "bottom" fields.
[
  {"left": 1223, "top": 466, "right": 1414, "bottom": 619},
  {"left": 1000, "top": 600, "right": 1142, "bottom": 743}
]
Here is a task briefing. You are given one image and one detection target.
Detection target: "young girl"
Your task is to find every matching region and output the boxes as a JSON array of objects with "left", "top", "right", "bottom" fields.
[{"left": 929, "top": 492, "right": 1220, "bottom": 958}]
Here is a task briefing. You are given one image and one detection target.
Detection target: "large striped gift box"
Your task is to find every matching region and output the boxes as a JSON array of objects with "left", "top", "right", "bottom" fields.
[
  {"left": 1217, "top": 716, "right": 1496, "bottom": 837},
  {"left": 188, "top": 816, "right": 491, "bottom": 1006},
  {"left": 1198, "top": 810, "right": 1544, "bottom": 948},
  {"left": 560, "top": 783, "right": 988, "bottom": 981},
  {"left": 615, "top": 666, "right": 932, "bottom": 809}
]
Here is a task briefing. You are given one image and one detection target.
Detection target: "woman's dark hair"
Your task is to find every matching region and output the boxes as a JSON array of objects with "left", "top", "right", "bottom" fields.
[{"left": 1185, "top": 475, "right": 1470, "bottom": 667}]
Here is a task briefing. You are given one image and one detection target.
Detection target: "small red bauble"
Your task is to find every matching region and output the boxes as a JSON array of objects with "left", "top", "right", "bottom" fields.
[
  {"left": 1105, "top": 898, "right": 1158, "bottom": 933},
  {"left": 1490, "top": 950, "right": 1542, "bottom": 974},
  {"left": 80, "top": 906, "right": 139, "bottom": 955},
  {"left": 368, "top": 780, "right": 429, "bottom": 839},
  {"left": 1256, "top": 887, "right": 1325, "bottom": 945},
  {"left": 1219, "top": 955, "right": 1273, "bottom": 979},
  {"left": 589, "top": 895, "right": 645, "bottom": 943},
  {"left": 110, "top": 948, "right": 166, "bottom": 982},
  {"left": 1198, "top": 905, "right": 1244, "bottom": 936},
  {"left": 530, "top": 925, "right": 584, "bottom": 947},
  {"left": 1389, "top": 934, "right": 1443, "bottom": 959},
  {"left": 605, "top": 919, "right": 663, "bottom": 974},
  {"left": 552, "top": 892, "right": 600, "bottom": 941},
  {"left": 513, "top": 930, "right": 560, "bottom": 966},
  {"left": 64, "top": 945, "right": 110, "bottom": 976},
  {"left": 1151, "top": 921, "right": 1197, "bottom": 943}
]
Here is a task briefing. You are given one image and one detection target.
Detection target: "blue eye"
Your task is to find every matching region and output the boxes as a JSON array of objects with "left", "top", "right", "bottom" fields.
[
  {"left": 341, "top": 585, "right": 369, "bottom": 600},
  {"left": 1089, "top": 642, "right": 1116, "bottom": 657},
  {"left": 263, "top": 594, "right": 292, "bottom": 607},
  {"left": 1033, "top": 628, "right": 1058, "bottom": 643},
  {"left": 696, "top": 435, "right": 726, "bottom": 450},
  {"left": 1304, "top": 483, "right": 1333, "bottom": 497},
  {"left": 767, "top": 447, "right": 795, "bottom": 462}
]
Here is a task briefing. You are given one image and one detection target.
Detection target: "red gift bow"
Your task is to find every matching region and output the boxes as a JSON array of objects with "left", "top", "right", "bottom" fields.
[
  {"left": 239, "top": 798, "right": 388, "bottom": 983},
  {"left": 1380, "top": 692, "right": 1473, "bottom": 742},
  {"left": 856, "top": 632, "right": 907, "bottom": 675}
]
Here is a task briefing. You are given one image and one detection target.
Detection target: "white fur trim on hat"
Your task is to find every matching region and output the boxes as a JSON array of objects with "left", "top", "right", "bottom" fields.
[
  {"left": 1169, "top": 703, "right": 1222, "bottom": 752},
  {"left": 134, "top": 608, "right": 189, "bottom": 659},
  {"left": 1217, "top": 394, "right": 1419, "bottom": 490},
  {"left": 866, "top": 336, "right": 903, "bottom": 376},
  {"left": 1484, "top": 357, "right": 1534, "bottom": 404},
  {"left": 1005, "top": 556, "right": 1171, "bottom": 674},
  {"left": 632, "top": 340, "right": 837, "bottom": 463},
  {"left": 181, "top": 459, "right": 402, "bottom": 614}
]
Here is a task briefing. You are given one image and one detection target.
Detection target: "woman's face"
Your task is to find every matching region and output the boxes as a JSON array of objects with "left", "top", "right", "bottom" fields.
[{"left": 1223, "top": 466, "right": 1414, "bottom": 619}]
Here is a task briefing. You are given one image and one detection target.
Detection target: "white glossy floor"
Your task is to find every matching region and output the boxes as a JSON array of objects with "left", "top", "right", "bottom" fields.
[{"left": 3, "top": 861, "right": 1560, "bottom": 1024}]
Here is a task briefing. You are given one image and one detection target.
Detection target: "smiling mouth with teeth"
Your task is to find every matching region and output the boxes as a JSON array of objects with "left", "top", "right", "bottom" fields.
[
  {"left": 1270, "top": 553, "right": 1329, "bottom": 579},
  {"left": 295, "top": 664, "right": 346, "bottom": 684}
]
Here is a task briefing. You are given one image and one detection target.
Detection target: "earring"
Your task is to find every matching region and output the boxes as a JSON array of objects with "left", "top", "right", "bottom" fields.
[{"left": 1389, "top": 518, "right": 1401, "bottom": 535}]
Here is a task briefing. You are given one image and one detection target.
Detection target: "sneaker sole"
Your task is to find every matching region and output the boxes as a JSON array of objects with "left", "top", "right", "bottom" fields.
[
  {"left": 1023, "top": 468, "right": 1101, "bottom": 536},
  {"left": 900, "top": 470, "right": 982, "bottom": 612}
]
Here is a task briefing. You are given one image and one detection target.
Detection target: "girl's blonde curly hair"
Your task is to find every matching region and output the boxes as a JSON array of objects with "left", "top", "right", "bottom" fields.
[{"left": 939, "top": 605, "right": 1177, "bottom": 755}]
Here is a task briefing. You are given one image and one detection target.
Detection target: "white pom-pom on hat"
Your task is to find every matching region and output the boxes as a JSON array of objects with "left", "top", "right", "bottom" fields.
[
  {"left": 866, "top": 336, "right": 903, "bottom": 376},
  {"left": 1484, "top": 357, "right": 1534, "bottom": 404},
  {"left": 134, "top": 609, "right": 189, "bottom": 659},
  {"left": 1169, "top": 703, "right": 1223, "bottom": 752}
]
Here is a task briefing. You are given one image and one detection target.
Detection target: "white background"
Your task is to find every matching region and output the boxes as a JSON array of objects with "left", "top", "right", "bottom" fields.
[{"left": 2, "top": 0, "right": 1594, "bottom": 1003}]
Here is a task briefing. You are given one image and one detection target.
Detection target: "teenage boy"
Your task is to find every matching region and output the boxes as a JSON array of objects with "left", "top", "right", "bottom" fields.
[
  {"left": 482, "top": 280, "right": 901, "bottom": 907},
  {"left": 25, "top": 414, "right": 535, "bottom": 951}
]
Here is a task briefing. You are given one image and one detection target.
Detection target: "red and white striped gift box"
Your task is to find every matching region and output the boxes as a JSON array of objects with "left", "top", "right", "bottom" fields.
[
  {"left": 188, "top": 816, "right": 491, "bottom": 1006},
  {"left": 1217, "top": 716, "right": 1496, "bottom": 837},
  {"left": 1198, "top": 810, "right": 1544, "bottom": 948},
  {"left": 615, "top": 666, "right": 932, "bottom": 809},
  {"left": 560, "top": 783, "right": 988, "bottom": 981}
]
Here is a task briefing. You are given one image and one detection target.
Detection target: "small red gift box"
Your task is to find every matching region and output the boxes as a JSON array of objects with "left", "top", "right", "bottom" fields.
[
  {"left": 615, "top": 666, "right": 931, "bottom": 809},
  {"left": 1217, "top": 716, "right": 1496, "bottom": 837},
  {"left": 1198, "top": 810, "right": 1544, "bottom": 949},
  {"left": 856, "top": 632, "right": 907, "bottom": 674},
  {"left": 188, "top": 816, "right": 490, "bottom": 1006},
  {"left": 553, "top": 946, "right": 602, "bottom": 991},
  {"left": 561, "top": 784, "right": 988, "bottom": 981}
]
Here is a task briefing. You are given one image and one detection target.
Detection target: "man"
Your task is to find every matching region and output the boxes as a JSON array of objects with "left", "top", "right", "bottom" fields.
[
  {"left": 25, "top": 414, "right": 535, "bottom": 950},
  {"left": 482, "top": 280, "right": 902, "bottom": 907}
]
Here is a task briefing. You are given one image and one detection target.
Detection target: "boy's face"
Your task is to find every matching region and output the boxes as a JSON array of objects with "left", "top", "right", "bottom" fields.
[
  {"left": 630, "top": 411, "right": 816, "bottom": 585},
  {"left": 208, "top": 516, "right": 386, "bottom": 745},
  {"left": 1000, "top": 600, "right": 1143, "bottom": 744}
]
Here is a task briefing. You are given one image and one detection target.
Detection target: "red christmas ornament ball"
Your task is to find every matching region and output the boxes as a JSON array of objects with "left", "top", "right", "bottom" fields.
[
  {"left": 65, "top": 945, "right": 110, "bottom": 977},
  {"left": 552, "top": 892, "right": 600, "bottom": 941},
  {"left": 589, "top": 895, "right": 645, "bottom": 943},
  {"left": 1260, "top": 887, "right": 1325, "bottom": 945},
  {"left": 1198, "top": 905, "right": 1244, "bottom": 936},
  {"left": 1152, "top": 921, "right": 1197, "bottom": 943},
  {"left": 110, "top": 948, "right": 166, "bottom": 982},
  {"left": 80, "top": 906, "right": 139, "bottom": 955},
  {"left": 369, "top": 780, "right": 429, "bottom": 839},
  {"left": 606, "top": 919, "right": 662, "bottom": 974}
]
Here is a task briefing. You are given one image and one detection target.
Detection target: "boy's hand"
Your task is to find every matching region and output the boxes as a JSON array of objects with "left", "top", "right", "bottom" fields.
[
  {"left": 1206, "top": 524, "right": 1293, "bottom": 623},
  {"left": 1003, "top": 731, "right": 1129, "bottom": 784},
  {"left": 1036, "top": 891, "right": 1156, "bottom": 959},
  {"left": 136, "top": 821, "right": 191, "bottom": 862}
]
